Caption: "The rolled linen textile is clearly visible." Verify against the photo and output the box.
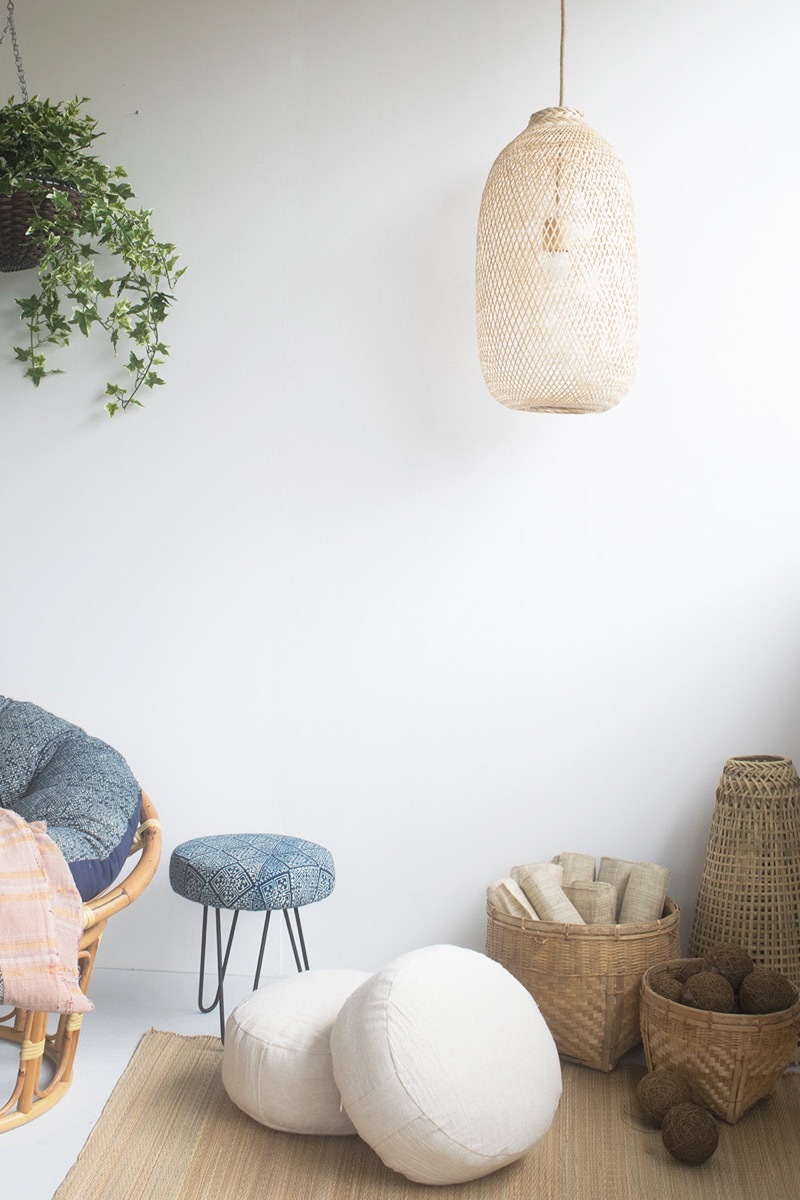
[597,856,636,919]
[559,851,596,887]
[511,861,563,888]
[563,881,617,925]
[618,862,670,924]
[486,877,539,920]
[514,863,585,924]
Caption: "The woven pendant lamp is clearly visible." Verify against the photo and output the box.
[476,2,637,413]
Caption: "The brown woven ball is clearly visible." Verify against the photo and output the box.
[676,959,707,984]
[636,1070,692,1126]
[704,943,754,990]
[649,973,684,1002]
[661,1102,719,1164]
[739,969,797,1014]
[681,970,736,1013]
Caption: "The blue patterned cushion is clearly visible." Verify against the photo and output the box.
[0,696,141,902]
[169,833,335,911]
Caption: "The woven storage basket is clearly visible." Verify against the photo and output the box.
[640,959,800,1123]
[485,897,680,1072]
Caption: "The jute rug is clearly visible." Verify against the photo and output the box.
[55,1030,800,1200]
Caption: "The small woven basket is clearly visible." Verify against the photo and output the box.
[0,186,80,272]
[639,959,800,1123]
[485,897,680,1072]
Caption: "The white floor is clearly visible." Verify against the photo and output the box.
[1,968,265,1200]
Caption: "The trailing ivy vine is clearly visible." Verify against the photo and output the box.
[0,96,184,415]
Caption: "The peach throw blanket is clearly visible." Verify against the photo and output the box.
[0,808,92,1013]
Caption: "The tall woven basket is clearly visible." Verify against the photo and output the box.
[688,755,800,1061]
[486,898,680,1071]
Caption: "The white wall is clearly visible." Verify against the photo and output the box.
[1,0,799,978]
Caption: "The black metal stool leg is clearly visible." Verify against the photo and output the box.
[283,907,304,972]
[253,910,272,991]
[196,904,313,1040]
[215,908,227,1042]
[293,907,310,971]
[197,906,239,1042]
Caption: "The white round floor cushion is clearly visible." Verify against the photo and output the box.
[222,968,370,1135]
[330,944,562,1185]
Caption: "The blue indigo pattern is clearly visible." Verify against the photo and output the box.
[0,695,141,900]
[169,833,335,911]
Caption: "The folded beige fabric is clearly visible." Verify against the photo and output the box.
[559,851,596,887]
[618,862,670,924]
[514,864,584,924]
[597,856,636,919]
[0,810,93,1014]
[511,861,563,888]
[486,877,539,920]
[563,881,617,925]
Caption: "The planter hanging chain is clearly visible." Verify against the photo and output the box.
[0,0,29,102]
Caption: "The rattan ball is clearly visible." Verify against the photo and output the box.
[649,973,684,1002]
[681,970,736,1013]
[739,970,797,1014]
[661,1102,719,1164]
[636,1070,691,1126]
[676,959,707,984]
[704,943,754,990]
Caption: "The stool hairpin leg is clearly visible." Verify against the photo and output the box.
[251,908,309,990]
[293,907,310,971]
[198,906,239,1041]
[253,910,272,991]
[283,907,310,972]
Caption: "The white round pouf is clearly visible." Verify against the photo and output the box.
[330,945,562,1185]
[222,968,370,1135]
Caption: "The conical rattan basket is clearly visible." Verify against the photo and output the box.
[476,107,637,414]
[688,755,800,1059]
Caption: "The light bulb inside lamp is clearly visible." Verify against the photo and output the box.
[542,215,570,283]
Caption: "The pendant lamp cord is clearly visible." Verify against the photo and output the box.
[0,0,29,102]
[559,0,566,106]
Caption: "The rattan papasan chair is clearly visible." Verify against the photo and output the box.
[0,696,161,1131]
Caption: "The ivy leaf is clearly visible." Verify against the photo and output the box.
[1,95,184,413]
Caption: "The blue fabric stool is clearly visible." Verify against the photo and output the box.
[169,833,335,1040]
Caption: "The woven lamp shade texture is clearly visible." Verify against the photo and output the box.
[476,107,637,413]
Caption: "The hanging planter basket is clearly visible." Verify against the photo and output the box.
[0,2,184,415]
[0,184,81,272]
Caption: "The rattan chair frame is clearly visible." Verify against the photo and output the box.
[0,791,161,1132]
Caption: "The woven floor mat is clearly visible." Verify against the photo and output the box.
[55,1029,800,1199]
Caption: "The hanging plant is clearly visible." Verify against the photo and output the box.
[0,6,184,416]
[0,95,184,416]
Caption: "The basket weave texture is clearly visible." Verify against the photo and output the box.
[476,106,637,414]
[688,755,800,1061]
[0,186,80,272]
[640,959,800,1123]
[485,897,680,1072]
